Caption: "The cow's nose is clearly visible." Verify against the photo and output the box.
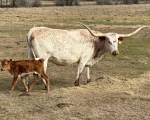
[112,50,119,56]
[1,69,3,71]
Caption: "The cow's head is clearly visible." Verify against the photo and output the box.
[1,59,12,71]
[81,23,145,56]
[99,33,120,56]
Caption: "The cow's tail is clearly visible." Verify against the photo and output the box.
[27,28,37,59]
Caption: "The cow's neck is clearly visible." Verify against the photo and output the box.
[8,63,15,75]
[93,39,106,59]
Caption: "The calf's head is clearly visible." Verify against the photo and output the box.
[1,59,12,71]
[81,23,145,56]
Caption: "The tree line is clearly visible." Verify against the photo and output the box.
[0,0,150,8]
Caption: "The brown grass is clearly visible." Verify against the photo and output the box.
[0,4,150,120]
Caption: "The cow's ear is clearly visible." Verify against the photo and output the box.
[99,37,105,41]
[118,37,123,44]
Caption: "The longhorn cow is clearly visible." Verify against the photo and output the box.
[27,24,145,87]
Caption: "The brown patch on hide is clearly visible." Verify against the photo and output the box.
[30,28,49,41]
[99,37,105,41]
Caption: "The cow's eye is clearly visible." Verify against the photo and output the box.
[108,41,112,44]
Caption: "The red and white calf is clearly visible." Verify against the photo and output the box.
[1,59,50,93]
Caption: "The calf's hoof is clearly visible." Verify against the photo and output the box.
[25,89,29,92]
[9,90,13,93]
[28,86,32,91]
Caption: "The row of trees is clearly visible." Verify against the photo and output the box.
[0,0,41,7]
[0,0,149,7]
[56,0,149,5]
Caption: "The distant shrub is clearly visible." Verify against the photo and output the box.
[55,0,80,6]
[96,0,113,5]
[11,0,42,7]
[55,0,65,6]
[133,0,139,4]
[17,0,31,7]
[32,0,41,7]
[123,0,139,4]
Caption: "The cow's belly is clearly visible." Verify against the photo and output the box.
[49,56,79,66]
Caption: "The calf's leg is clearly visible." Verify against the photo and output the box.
[21,75,29,92]
[28,73,39,91]
[10,75,18,92]
[41,72,50,93]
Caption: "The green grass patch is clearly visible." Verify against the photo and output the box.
[51,17,150,26]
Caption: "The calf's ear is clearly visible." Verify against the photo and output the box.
[9,59,12,62]
[118,37,123,44]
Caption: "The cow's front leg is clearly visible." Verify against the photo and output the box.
[9,75,18,92]
[74,73,81,86]
[74,61,87,86]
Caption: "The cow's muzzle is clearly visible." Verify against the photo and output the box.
[112,50,119,56]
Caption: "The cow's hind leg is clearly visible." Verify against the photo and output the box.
[42,58,49,88]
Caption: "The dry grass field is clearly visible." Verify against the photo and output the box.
[0,4,150,120]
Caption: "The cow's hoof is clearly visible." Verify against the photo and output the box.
[74,82,79,86]
[87,79,92,83]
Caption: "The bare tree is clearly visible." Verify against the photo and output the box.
[11,0,17,7]
[0,0,2,7]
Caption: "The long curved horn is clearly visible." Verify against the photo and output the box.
[80,23,106,37]
[119,26,146,38]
